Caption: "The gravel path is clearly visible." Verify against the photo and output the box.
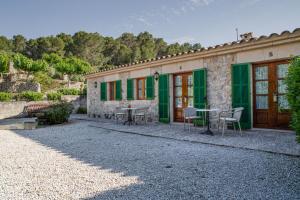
[0,121,299,200]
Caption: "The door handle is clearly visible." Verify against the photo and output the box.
[273,92,277,102]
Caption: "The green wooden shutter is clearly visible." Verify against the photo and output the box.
[100,82,107,101]
[116,80,122,100]
[193,69,207,109]
[158,74,169,123]
[146,76,154,100]
[127,79,134,100]
[231,63,252,129]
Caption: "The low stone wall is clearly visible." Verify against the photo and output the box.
[0,81,41,92]
[0,96,87,119]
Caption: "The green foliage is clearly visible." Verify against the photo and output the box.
[13,53,48,75]
[47,92,62,101]
[0,52,10,73]
[58,88,80,95]
[42,102,73,125]
[12,35,26,53]
[55,57,91,75]
[0,36,12,52]
[13,53,33,72]
[1,31,201,70]
[0,92,12,102]
[19,91,44,101]
[76,107,87,114]
[285,57,300,142]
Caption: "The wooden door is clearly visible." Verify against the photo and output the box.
[253,61,291,129]
[174,73,193,122]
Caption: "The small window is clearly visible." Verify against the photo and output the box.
[136,78,146,100]
[109,81,116,100]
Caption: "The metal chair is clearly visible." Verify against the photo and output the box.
[183,107,202,132]
[133,107,149,125]
[219,107,244,136]
[115,107,126,124]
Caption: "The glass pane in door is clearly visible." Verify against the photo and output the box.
[175,76,182,86]
[277,64,288,78]
[256,96,268,109]
[256,81,268,94]
[175,98,182,108]
[278,95,289,110]
[255,66,268,80]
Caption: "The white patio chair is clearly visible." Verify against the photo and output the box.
[210,104,231,132]
[183,107,203,132]
[219,107,244,136]
[115,107,126,124]
[133,107,149,125]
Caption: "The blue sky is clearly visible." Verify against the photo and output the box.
[1,0,300,46]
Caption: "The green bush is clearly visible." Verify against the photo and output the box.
[0,52,10,73]
[58,88,80,95]
[47,92,62,101]
[0,92,12,101]
[286,57,300,142]
[77,107,87,114]
[19,91,44,101]
[42,102,73,125]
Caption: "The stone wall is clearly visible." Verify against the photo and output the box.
[0,80,41,93]
[0,96,87,119]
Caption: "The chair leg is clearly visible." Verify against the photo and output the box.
[238,121,242,135]
[184,118,186,130]
[188,119,191,132]
[233,122,236,132]
[222,121,226,136]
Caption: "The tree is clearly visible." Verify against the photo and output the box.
[166,43,182,55]
[137,32,156,60]
[55,57,92,87]
[155,38,168,57]
[286,57,300,142]
[0,52,10,74]
[70,31,105,66]
[0,36,12,52]
[12,35,26,53]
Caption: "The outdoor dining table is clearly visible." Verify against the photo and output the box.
[196,108,220,135]
[121,107,136,125]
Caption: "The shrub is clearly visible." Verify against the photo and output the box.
[41,102,73,125]
[286,57,300,142]
[0,52,10,73]
[77,107,87,114]
[47,92,62,101]
[19,91,44,101]
[0,92,12,102]
[58,88,80,95]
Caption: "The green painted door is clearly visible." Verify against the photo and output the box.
[231,63,252,129]
[158,74,169,123]
[193,69,207,109]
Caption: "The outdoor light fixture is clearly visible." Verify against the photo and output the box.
[154,71,160,81]
[94,81,97,88]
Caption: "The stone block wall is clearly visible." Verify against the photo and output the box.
[0,81,41,93]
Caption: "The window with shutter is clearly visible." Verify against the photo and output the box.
[231,63,252,129]
[193,69,207,109]
[127,79,134,100]
[158,74,169,123]
[100,82,107,101]
[146,76,154,100]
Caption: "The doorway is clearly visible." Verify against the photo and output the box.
[173,72,193,122]
[253,60,291,129]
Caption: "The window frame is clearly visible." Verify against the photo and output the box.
[109,81,116,101]
[136,77,146,100]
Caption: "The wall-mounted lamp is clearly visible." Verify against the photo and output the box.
[154,71,160,81]
[94,81,97,88]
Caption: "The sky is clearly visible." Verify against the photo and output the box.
[0,0,300,47]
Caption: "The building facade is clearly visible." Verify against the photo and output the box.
[86,28,300,129]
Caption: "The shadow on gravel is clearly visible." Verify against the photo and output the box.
[13,121,300,200]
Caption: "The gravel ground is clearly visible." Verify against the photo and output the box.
[0,121,299,200]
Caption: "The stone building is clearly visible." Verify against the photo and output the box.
[86,28,300,130]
